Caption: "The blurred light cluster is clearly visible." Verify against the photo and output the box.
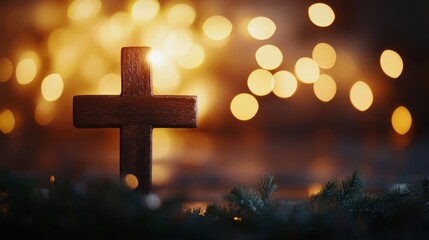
[228,2,412,136]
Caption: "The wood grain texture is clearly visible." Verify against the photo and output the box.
[73,47,197,194]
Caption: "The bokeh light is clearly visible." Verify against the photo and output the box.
[152,61,181,94]
[16,58,38,85]
[350,81,373,111]
[166,3,196,28]
[313,74,337,102]
[202,15,233,41]
[131,0,160,21]
[294,57,320,84]
[50,175,55,183]
[255,45,283,70]
[41,74,64,102]
[380,49,404,79]
[177,43,205,69]
[391,106,412,135]
[247,69,274,96]
[230,93,259,121]
[124,174,139,190]
[0,57,13,82]
[67,0,101,21]
[0,109,15,134]
[312,42,337,69]
[98,73,121,94]
[308,3,335,27]
[273,71,298,98]
[247,16,276,40]
[34,100,55,126]
[164,30,193,57]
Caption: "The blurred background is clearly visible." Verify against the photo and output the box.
[1,0,428,202]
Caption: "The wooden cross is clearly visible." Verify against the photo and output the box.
[73,47,197,194]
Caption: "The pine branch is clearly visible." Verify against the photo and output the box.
[256,174,278,205]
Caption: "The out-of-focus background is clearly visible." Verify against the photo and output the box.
[1,0,428,202]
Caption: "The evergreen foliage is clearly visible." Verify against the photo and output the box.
[2,168,429,239]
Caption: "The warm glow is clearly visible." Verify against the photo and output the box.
[295,57,320,84]
[16,58,37,85]
[166,3,196,28]
[50,175,55,183]
[308,183,322,196]
[164,30,193,57]
[0,109,15,134]
[255,45,283,70]
[152,61,181,94]
[178,43,205,69]
[34,100,55,126]
[180,79,214,121]
[380,49,404,79]
[273,71,298,98]
[230,93,259,121]
[153,165,171,185]
[391,106,412,135]
[247,16,276,40]
[350,81,373,111]
[98,73,121,94]
[0,57,13,82]
[67,0,101,21]
[247,69,274,96]
[41,74,64,102]
[313,74,337,102]
[233,217,242,221]
[308,3,335,27]
[202,15,233,41]
[148,50,165,67]
[312,43,337,69]
[124,174,139,190]
[132,0,160,21]
[153,129,172,160]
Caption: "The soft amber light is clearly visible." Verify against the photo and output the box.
[67,0,101,21]
[164,30,193,57]
[230,93,259,121]
[247,69,274,96]
[153,129,172,160]
[391,106,412,135]
[178,44,205,69]
[0,109,15,134]
[98,73,121,94]
[247,16,276,40]
[380,49,404,79]
[350,81,373,111]
[132,0,160,21]
[34,100,55,126]
[148,50,165,67]
[0,57,13,82]
[16,58,37,85]
[273,71,298,98]
[41,74,64,102]
[152,61,181,94]
[202,15,233,41]
[166,3,195,28]
[313,74,337,102]
[312,43,336,69]
[50,175,55,183]
[295,57,320,84]
[308,183,322,196]
[308,3,335,27]
[255,45,283,70]
[153,165,171,185]
[124,174,139,190]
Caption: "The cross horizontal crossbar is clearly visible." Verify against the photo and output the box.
[73,95,197,128]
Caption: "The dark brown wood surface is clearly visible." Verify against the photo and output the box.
[73,47,197,194]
